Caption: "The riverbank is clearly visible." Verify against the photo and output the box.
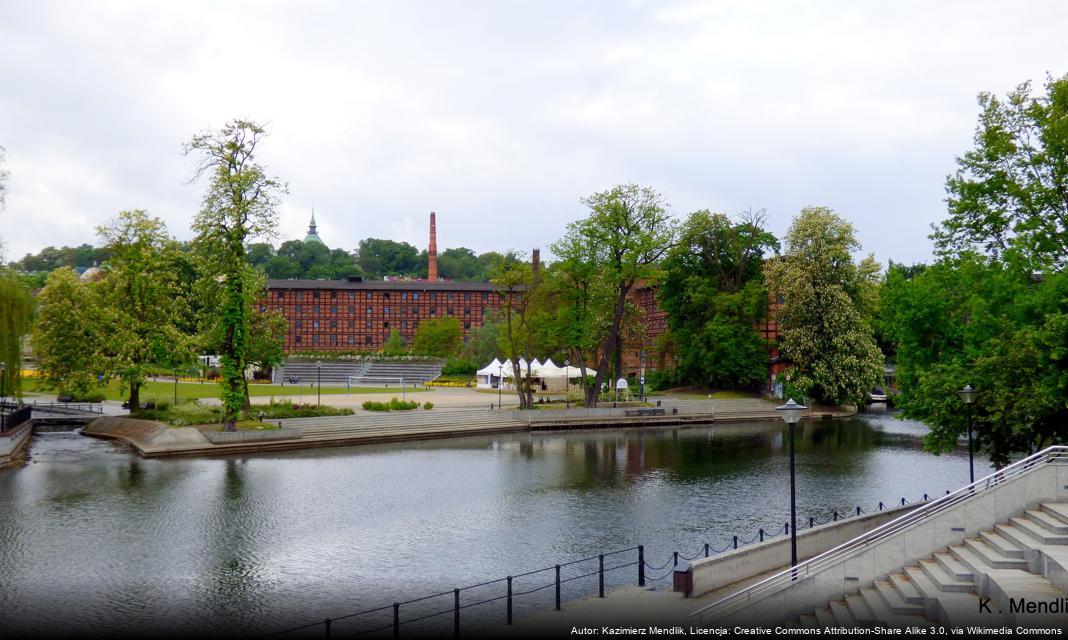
[81,399,856,458]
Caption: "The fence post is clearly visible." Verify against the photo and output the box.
[324,619,332,639]
[856,506,861,516]
[733,535,738,549]
[809,517,814,528]
[879,501,884,510]
[832,511,838,522]
[506,576,513,625]
[785,522,790,535]
[598,555,605,598]
[759,528,764,542]
[924,493,929,501]
[673,551,678,568]
[901,497,906,506]
[637,548,645,586]
[393,603,400,639]
[555,565,562,609]
[453,589,460,638]
[704,543,710,558]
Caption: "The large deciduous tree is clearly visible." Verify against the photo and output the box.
[551,184,678,406]
[411,317,462,358]
[659,209,779,390]
[933,75,1068,271]
[0,267,33,399]
[765,207,883,406]
[185,119,286,431]
[32,268,107,398]
[95,210,193,410]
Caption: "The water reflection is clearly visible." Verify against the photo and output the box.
[0,414,969,636]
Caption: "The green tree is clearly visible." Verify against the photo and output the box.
[765,207,883,406]
[492,254,547,409]
[0,267,33,398]
[382,328,408,356]
[551,184,678,406]
[933,75,1068,271]
[356,238,421,278]
[245,306,287,396]
[412,317,462,358]
[659,209,779,389]
[31,268,106,398]
[185,119,286,431]
[94,210,194,410]
[460,314,500,365]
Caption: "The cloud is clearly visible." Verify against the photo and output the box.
[2,0,1067,266]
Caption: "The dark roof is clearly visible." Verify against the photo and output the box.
[266,278,498,292]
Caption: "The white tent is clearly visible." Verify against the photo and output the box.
[475,358,505,389]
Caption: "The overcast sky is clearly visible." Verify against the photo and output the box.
[1,0,1066,267]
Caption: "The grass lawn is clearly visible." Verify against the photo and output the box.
[23,379,426,402]
[654,388,761,400]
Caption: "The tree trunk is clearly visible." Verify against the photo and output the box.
[586,286,631,407]
[129,382,140,415]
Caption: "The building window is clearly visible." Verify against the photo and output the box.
[413,292,420,300]
[464,322,471,330]
[464,292,471,301]
[331,291,338,299]
[330,320,337,329]
[348,305,355,314]
[312,335,320,345]
[295,335,302,344]
[401,320,407,329]
[448,292,454,301]
[464,307,470,315]
[331,335,338,346]
[313,291,320,299]
[295,319,303,329]
[365,335,372,345]
[330,306,337,314]
[295,304,302,314]
[313,320,320,329]
[447,308,453,316]
[366,320,373,328]
[401,292,407,300]
[384,306,390,315]
[348,319,355,329]
[481,292,488,302]
[347,335,355,345]
[348,291,355,299]
[313,305,320,314]
[430,309,437,317]
[277,290,285,299]
[384,292,391,300]
[401,306,407,314]
[366,306,373,315]
[430,292,437,301]
[384,321,390,329]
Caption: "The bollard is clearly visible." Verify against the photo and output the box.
[810,517,815,528]
[856,506,861,516]
[785,522,790,535]
[833,511,838,521]
[555,565,562,609]
[638,547,645,586]
[879,501,884,510]
[454,589,460,638]
[733,535,738,549]
[598,555,605,598]
[704,543,710,558]
[759,528,764,542]
[506,576,513,625]
[901,497,907,506]
[393,603,400,639]
[924,493,929,501]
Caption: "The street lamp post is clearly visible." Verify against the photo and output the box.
[316,361,322,407]
[958,385,979,484]
[776,398,807,576]
[174,368,179,406]
[564,359,570,410]
[0,361,6,404]
[498,365,503,409]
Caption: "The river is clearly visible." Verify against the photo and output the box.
[0,410,971,637]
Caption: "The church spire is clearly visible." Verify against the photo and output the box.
[303,208,325,246]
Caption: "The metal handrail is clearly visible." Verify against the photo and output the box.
[689,445,1068,624]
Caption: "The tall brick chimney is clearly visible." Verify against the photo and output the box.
[428,211,438,281]
[532,248,540,272]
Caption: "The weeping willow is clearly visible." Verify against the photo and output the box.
[0,268,33,399]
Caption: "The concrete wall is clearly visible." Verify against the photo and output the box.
[203,428,302,444]
[720,463,1068,625]
[0,422,33,468]
[688,504,919,598]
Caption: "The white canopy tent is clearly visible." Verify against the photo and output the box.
[475,358,503,389]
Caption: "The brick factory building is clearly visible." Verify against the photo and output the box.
[264,212,504,352]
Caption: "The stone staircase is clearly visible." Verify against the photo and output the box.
[278,409,525,444]
[797,503,1068,628]
[350,361,443,385]
[276,359,443,386]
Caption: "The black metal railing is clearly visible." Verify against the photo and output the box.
[254,492,941,638]
[0,403,32,434]
[26,400,103,414]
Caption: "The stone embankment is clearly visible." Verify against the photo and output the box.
[82,400,855,459]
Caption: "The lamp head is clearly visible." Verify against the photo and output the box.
[958,384,978,404]
[315,360,322,369]
[776,398,807,425]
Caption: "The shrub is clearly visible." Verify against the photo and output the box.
[362,400,389,411]
[441,357,477,376]
[422,401,433,410]
[388,397,419,410]
[70,390,106,403]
